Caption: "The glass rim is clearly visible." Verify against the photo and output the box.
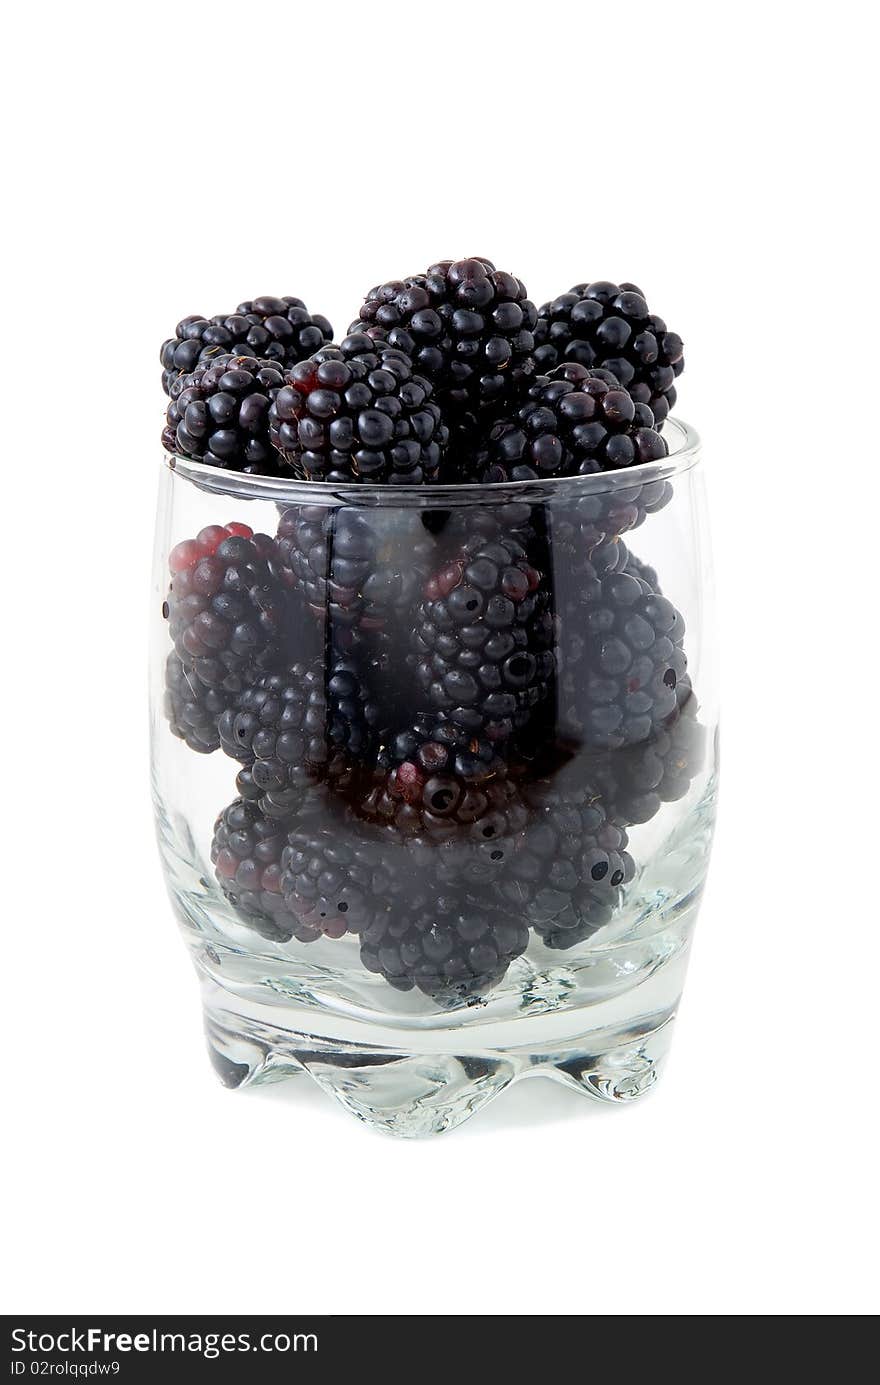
[162,416,701,507]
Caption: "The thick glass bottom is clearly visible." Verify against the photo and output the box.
[198,943,690,1137]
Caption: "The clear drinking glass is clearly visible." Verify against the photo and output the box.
[150,419,717,1136]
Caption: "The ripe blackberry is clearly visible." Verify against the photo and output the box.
[557,542,689,750]
[162,522,288,745]
[529,822,634,950]
[211,797,301,943]
[163,354,285,474]
[357,719,530,910]
[478,363,668,482]
[275,503,432,637]
[359,894,529,1004]
[587,692,706,827]
[274,502,433,722]
[534,281,684,427]
[352,257,538,416]
[279,817,397,941]
[164,650,240,755]
[412,527,556,741]
[471,775,633,947]
[218,658,378,818]
[160,297,333,395]
[269,335,447,484]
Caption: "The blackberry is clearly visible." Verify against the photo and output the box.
[275,503,432,637]
[534,281,684,427]
[280,817,397,941]
[269,336,447,484]
[478,364,668,482]
[163,354,285,474]
[412,527,556,741]
[352,257,538,416]
[163,523,288,695]
[359,894,529,1004]
[477,776,634,947]
[556,542,689,750]
[357,719,530,913]
[160,297,333,395]
[218,658,378,817]
[529,821,634,950]
[163,650,244,755]
[274,503,433,723]
[587,692,706,827]
[211,797,301,943]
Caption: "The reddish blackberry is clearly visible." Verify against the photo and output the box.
[352,257,537,416]
[211,797,301,943]
[218,658,378,817]
[359,894,529,1004]
[269,336,447,484]
[478,363,668,482]
[160,297,332,395]
[163,354,285,474]
[534,281,684,427]
[587,693,706,827]
[163,524,288,695]
[357,719,530,909]
[279,817,397,941]
[163,650,244,755]
[411,527,556,741]
[557,543,689,750]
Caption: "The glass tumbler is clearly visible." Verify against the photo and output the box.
[150,420,718,1136]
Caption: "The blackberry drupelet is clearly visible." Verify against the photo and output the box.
[557,541,689,750]
[160,297,333,395]
[411,525,556,741]
[268,335,447,484]
[218,658,379,817]
[163,354,285,474]
[211,797,301,943]
[534,281,684,427]
[478,363,668,482]
[359,893,529,1004]
[352,257,538,416]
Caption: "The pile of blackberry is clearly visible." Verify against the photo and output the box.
[159,261,702,1006]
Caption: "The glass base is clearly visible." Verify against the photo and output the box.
[201,978,682,1137]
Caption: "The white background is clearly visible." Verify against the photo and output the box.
[4,0,878,1317]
